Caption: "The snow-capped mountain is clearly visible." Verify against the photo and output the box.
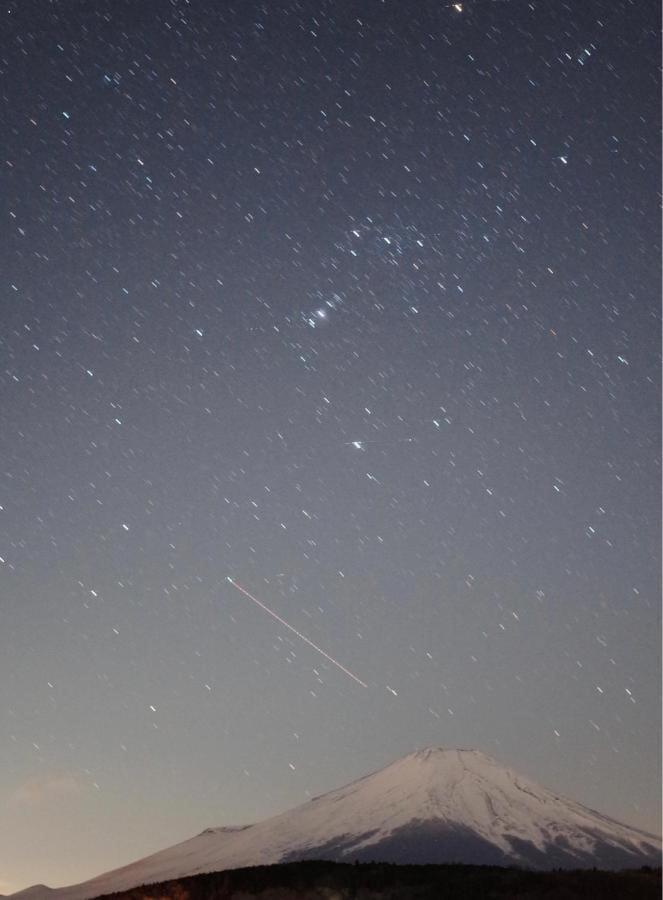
[14,748,661,900]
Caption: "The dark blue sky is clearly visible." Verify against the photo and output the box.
[1,0,660,890]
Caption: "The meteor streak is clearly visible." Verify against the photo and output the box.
[226,577,368,688]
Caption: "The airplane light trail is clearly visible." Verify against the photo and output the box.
[227,578,368,688]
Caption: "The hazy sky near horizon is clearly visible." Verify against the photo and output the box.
[1,0,660,891]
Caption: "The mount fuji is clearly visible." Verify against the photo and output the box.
[12,748,661,899]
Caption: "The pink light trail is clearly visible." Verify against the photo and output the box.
[227,578,368,688]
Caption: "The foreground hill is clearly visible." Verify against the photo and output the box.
[84,861,663,900]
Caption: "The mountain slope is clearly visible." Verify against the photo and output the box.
[14,748,661,900]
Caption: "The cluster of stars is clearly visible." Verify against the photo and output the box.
[0,0,659,890]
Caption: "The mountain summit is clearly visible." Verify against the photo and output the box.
[14,748,661,900]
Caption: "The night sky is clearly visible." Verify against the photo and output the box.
[1,0,660,891]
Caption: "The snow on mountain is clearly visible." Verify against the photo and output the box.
[14,748,661,900]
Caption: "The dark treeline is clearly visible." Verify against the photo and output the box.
[98,859,661,899]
